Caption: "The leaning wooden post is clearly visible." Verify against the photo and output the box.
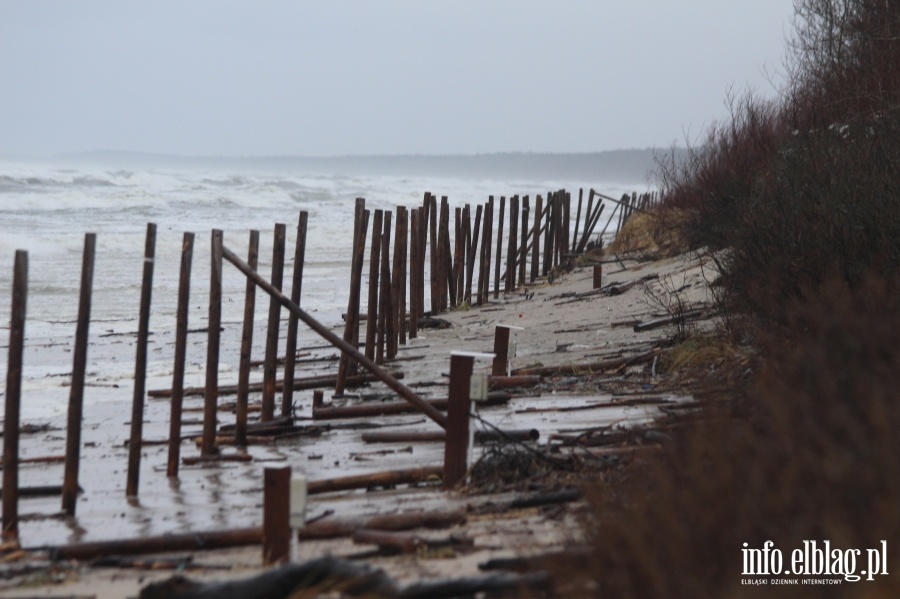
[62,234,95,515]
[235,231,259,448]
[531,195,542,282]
[493,196,505,299]
[365,210,383,362]
[263,466,291,565]
[572,189,584,254]
[282,212,308,418]
[126,223,156,497]
[200,229,223,457]
[3,250,27,540]
[262,223,286,423]
[335,201,369,394]
[165,233,194,477]
[465,205,482,304]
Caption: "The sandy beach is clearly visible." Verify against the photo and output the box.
[1,247,713,598]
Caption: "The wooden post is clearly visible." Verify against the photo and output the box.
[428,194,438,313]
[336,201,369,393]
[493,196,505,299]
[491,325,512,377]
[365,210,383,362]
[443,353,475,489]
[506,196,519,292]
[451,206,463,308]
[62,234,95,515]
[408,208,419,339]
[465,205,482,304]
[519,197,529,285]
[478,199,493,305]
[200,229,223,457]
[531,195,542,282]
[572,189,583,254]
[126,223,156,497]
[543,194,554,276]
[166,233,194,477]
[394,206,408,346]
[235,230,259,448]
[437,196,450,313]
[3,250,27,540]
[262,224,286,423]
[263,467,291,565]
[282,212,308,418]
[416,199,429,318]
[377,212,393,364]
[593,264,603,289]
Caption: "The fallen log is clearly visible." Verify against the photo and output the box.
[298,509,466,541]
[313,393,509,420]
[181,454,253,465]
[508,488,584,509]
[47,527,263,561]
[487,375,541,389]
[511,349,662,377]
[351,528,473,555]
[633,308,705,332]
[361,429,539,444]
[147,372,403,399]
[307,466,443,495]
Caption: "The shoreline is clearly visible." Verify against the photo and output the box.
[1,247,713,598]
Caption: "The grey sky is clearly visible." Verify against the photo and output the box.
[1,1,794,157]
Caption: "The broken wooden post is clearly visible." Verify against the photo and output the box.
[335,201,368,394]
[491,325,515,377]
[166,232,194,477]
[2,250,27,541]
[126,223,156,497]
[262,223,287,423]
[221,245,448,429]
[235,230,259,448]
[443,351,492,489]
[201,229,223,458]
[263,467,291,565]
[593,264,603,290]
[282,212,308,418]
[312,390,324,410]
[62,233,95,515]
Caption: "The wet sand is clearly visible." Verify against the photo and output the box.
[1,250,713,597]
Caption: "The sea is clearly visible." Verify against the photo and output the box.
[0,155,648,419]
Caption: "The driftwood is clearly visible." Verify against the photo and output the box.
[307,466,443,495]
[487,375,541,389]
[299,509,466,541]
[147,371,403,399]
[139,556,548,599]
[313,393,509,420]
[511,349,662,377]
[48,528,263,561]
[633,308,705,332]
[351,528,473,555]
[361,429,539,444]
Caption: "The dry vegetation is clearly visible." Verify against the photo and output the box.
[569,1,900,596]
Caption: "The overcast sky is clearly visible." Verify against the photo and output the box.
[0,1,794,157]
